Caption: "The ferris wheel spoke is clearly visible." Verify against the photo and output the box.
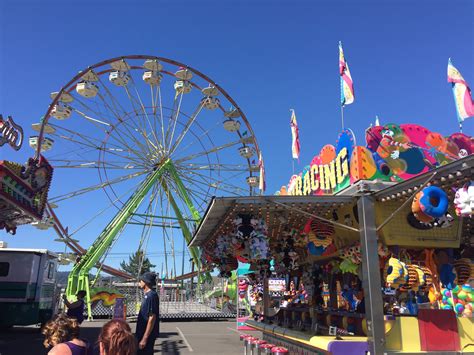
[128,74,163,152]
[178,171,244,196]
[67,175,150,237]
[48,127,100,151]
[161,179,198,240]
[158,187,169,277]
[89,79,156,160]
[149,85,159,148]
[45,142,111,172]
[163,173,206,216]
[70,95,114,128]
[181,174,239,197]
[90,101,155,161]
[136,183,162,277]
[175,182,210,213]
[174,138,245,164]
[168,102,205,156]
[95,80,129,121]
[49,170,149,203]
[123,86,154,152]
[165,92,184,153]
[160,181,180,277]
[157,86,167,152]
[105,118,157,163]
[181,168,249,195]
[172,120,221,158]
[48,123,123,153]
[150,85,164,149]
[49,159,145,170]
[177,162,251,172]
[99,148,146,168]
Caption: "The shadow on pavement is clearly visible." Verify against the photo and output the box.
[154,332,186,354]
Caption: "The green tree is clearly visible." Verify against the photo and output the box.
[120,250,155,276]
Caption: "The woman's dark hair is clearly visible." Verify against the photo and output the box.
[98,319,137,355]
[42,313,80,348]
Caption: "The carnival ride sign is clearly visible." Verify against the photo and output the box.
[282,124,473,196]
[0,115,23,151]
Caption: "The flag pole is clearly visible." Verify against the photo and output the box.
[341,105,345,129]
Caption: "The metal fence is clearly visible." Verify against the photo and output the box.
[88,279,236,320]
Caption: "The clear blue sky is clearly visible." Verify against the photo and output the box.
[1,0,473,275]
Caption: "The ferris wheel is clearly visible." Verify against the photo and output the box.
[30,55,263,301]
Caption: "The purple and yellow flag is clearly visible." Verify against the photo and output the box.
[448,58,474,123]
[339,42,355,106]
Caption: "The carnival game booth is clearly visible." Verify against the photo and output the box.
[190,124,473,354]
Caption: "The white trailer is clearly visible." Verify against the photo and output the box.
[0,247,59,327]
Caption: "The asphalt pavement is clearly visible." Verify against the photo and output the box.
[0,319,260,355]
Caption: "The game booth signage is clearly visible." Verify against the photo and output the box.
[281,123,472,196]
[191,122,474,354]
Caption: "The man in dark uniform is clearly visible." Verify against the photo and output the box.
[136,272,160,354]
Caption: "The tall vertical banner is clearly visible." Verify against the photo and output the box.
[259,152,266,192]
[290,109,300,160]
[447,58,474,131]
[339,42,355,106]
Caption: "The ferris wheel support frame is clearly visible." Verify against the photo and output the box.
[160,162,209,281]
[65,159,207,319]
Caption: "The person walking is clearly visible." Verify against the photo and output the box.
[136,272,160,354]
[98,319,137,355]
[63,290,86,324]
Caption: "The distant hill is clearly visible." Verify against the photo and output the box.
[56,271,124,288]
[56,271,69,286]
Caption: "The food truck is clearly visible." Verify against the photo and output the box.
[0,247,59,327]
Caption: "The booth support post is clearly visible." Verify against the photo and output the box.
[357,195,385,354]
[263,276,270,322]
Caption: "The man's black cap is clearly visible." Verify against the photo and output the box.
[140,272,156,286]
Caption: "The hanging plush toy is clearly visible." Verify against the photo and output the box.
[378,242,389,257]
[384,257,408,289]
[215,235,232,259]
[238,279,249,299]
[433,212,454,228]
[340,258,359,275]
[454,181,474,217]
[234,214,257,241]
[340,243,362,265]
[453,258,472,285]
[297,282,308,303]
[439,264,457,290]
[412,186,449,223]
[287,280,297,300]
